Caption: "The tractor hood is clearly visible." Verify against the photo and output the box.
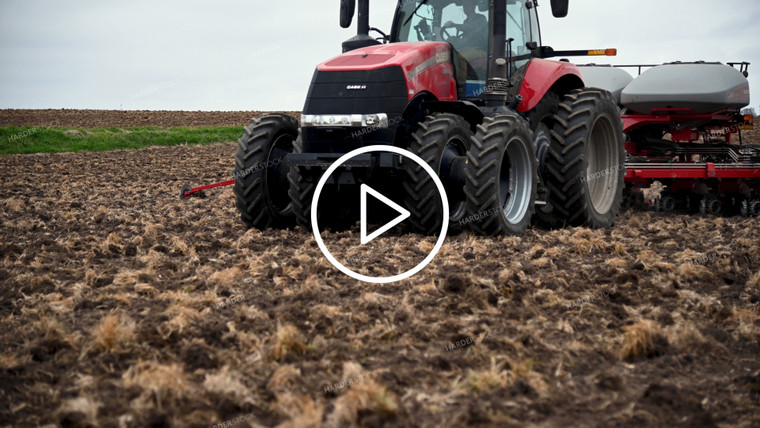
[315,42,457,102]
[318,42,451,78]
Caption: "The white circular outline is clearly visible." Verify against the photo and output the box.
[311,145,449,284]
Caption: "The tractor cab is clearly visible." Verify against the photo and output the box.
[391,0,541,99]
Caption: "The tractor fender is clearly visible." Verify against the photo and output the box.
[517,59,585,112]
[402,92,484,132]
[402,91,437,125]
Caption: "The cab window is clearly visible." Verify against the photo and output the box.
[507,0,538,70]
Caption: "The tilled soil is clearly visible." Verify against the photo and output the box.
[0,109,301,128]
[1,139,759,427]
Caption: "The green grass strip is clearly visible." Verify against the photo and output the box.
[0,126,243,155]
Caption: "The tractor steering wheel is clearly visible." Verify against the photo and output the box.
[441,25,462,43]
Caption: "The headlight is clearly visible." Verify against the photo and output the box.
[302,113,389,128]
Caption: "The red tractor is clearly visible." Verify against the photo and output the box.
[233,0,625,235]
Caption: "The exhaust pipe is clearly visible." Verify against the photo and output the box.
[340,0,380,52]
[485,0,509,109]
[357,0,370,36]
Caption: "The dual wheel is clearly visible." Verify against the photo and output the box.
[401,112,537,236]
[532,88,626,229]
[233,88,625,236]
[407,88,625,235]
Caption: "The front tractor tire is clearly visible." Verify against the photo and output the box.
[541,88,625,228]
[233,114,298,229]
[464,114,538,236]
[403,113,472,235]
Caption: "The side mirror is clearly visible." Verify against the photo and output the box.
[550,0,568,18]
[340,0,356,28]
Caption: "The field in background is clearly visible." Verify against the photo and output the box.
[0,109,301,155]
[0,126,244,155]
[0,109,756,155]
[0,110,759,427]
[0,109,302,128]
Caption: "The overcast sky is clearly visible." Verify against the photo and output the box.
[0,0,757,111]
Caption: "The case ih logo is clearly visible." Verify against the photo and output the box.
[346,85,367,90]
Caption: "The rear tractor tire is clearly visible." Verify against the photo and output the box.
[403,113,472,235]
[463,114,538,236]
[540,88,626,228]
[233,114,298,229]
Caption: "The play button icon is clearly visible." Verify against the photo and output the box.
[360,184,410,245]
[311,145,449,284]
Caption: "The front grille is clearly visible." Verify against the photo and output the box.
[303,67,408,116]
[301,66,410,153]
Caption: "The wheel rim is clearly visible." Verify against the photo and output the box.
[266,134,295,216]
[501,136,533,224]
[586,115,619,215]
[439,136,468,223]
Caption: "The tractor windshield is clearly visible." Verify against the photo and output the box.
[394,0,490,83]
